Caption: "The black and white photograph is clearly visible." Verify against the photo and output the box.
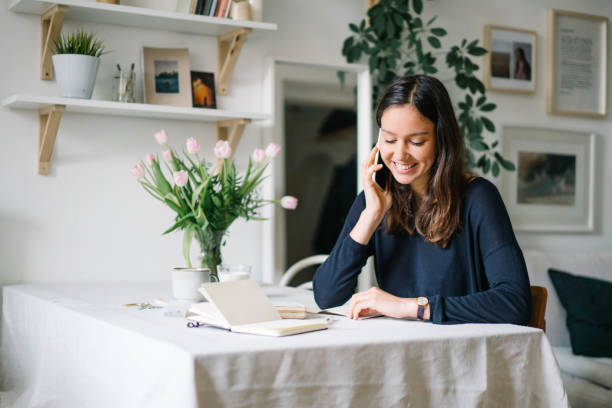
[501,126,595,231]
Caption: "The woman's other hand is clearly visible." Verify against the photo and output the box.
[347,287,416,319]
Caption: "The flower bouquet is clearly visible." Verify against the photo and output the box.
[131,130,297,280]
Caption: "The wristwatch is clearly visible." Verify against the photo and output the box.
[417,297,429,320]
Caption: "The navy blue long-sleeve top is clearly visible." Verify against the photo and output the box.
[313,177,532,325]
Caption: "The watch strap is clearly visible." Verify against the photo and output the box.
[417,304,425,320]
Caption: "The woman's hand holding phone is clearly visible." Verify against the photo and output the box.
[349,145,392,245]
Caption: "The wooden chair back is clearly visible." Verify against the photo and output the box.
[529,286,548,331]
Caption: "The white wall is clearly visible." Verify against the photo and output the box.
[0,0,610,287]
[423,0,612,252]
[0,0,365,285]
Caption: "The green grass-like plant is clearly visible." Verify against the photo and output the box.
[54,29,107,57]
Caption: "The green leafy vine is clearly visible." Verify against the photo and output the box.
[342,0,515,176]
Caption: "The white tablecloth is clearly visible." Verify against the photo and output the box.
[1,283,568,408]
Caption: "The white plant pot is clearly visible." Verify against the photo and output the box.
[171,267,218,301]
[52,54,100,99]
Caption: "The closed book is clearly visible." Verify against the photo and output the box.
[202,0,213,15]
[195,0,205,15]
[320,303,382,320]
[214,0,229,17]
[208,0,218,16]
[223,0,233,18]
[189,0,198,14]
[187,280,328,337]
[273,303,307,319]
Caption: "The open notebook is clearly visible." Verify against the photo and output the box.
[188,280,328,336]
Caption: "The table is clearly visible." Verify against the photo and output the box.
[1,283,568,408]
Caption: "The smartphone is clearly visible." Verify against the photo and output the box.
[372,129,390,190]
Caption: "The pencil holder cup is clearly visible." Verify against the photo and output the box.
[112,69,135,102]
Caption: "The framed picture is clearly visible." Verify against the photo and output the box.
[142,47,191,107]
[500,126,595,232]
[190,71,217,109]
[483,25,536,93]
[547,9,609,117]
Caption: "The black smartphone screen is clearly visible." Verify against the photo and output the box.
[373,151,390,190]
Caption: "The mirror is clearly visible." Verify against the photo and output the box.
[262,59,372,286]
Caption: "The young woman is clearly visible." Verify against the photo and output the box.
[313,75,532,324]
[514,47,532,81]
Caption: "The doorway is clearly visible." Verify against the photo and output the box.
[262,59,372,287]
[283,78,358,285]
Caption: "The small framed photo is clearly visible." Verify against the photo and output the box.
[547,9,609,117]
[500,126,596,232]
[190,71,217,109]
[142,47,191,107]
[483,25,537,93]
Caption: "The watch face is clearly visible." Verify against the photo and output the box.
[417,297,428,306]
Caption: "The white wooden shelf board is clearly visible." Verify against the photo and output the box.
[2,95,270,122]
[9,0,277,36]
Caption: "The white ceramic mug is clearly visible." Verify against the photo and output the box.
[171,267,218,300]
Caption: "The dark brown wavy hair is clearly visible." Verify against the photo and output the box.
[376,75,468,248]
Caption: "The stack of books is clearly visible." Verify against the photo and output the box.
[189,0,233,18]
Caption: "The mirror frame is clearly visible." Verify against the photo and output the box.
[261,57,373,287]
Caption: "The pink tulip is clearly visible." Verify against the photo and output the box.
[186,137,200,154]
[162,149,173,162]
[265,143,281,158]
[154,129,168,145]
[214,140,231,159]
[173,170,189,187]
[280,195,298,210]
[252,148,266,163]
[145,153,155,166]
[130,164,145,178]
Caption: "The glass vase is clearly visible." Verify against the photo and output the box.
[195,228,226,281]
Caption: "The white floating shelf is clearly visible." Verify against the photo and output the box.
[3,94,267,174]
[2,94,270,122]
[9,0,277,36]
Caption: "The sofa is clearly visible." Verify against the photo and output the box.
[523,250,612,408]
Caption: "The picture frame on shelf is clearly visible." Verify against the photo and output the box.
[483,25,536,93]
[190,71,217,109]
[500,126,595,232]
[142,47,191,107]
[547,9,609,117]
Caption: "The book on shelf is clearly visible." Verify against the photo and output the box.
[208,0,218,16]
[224,1,233,18]
[195,0,206,15]
[202,0,214,15]
[214,0,231,18]
[189,0,198,14]
[187,280,328,336]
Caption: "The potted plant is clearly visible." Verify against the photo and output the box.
[131,130,298,300]
[52,29,107,99]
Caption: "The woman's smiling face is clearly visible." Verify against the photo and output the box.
[379,104,436,196]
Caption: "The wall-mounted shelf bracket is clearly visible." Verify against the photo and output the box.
[217,28,252,96]
[41,4,69,80]
[38,104,65,174]
[216,118,250,168]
